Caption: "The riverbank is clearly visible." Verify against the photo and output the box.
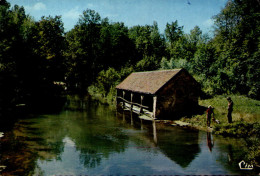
[89,91,260,167]
[89,92,260,136]
[180,95,260,167]
[180,95,260,134]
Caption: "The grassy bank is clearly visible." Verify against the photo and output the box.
[180,95,260,166]
[180,95,260,132]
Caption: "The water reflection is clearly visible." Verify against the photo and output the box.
[1,100,129,175]
[227,144,234,162]
[207,132,214,152]
[116,110,256,175]
[0,98,255,175]
[155,125,200,168]
[0,131,38,176]
[117,110,201,168]
[152,120,157,144]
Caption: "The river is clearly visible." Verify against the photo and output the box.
[0,98,256,175]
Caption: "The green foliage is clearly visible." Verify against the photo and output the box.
[0,3,66,110]
[211,0,260,98]
[244,136,260,166]
[213,121,260,165]
[165,20,183,45]
[1,0,259,165]
[32,15,66,81]
[181,95,260,165]
[129,22,166,59]
[1,0,260,113]
[0,4,34,107]
[183,95,260,129]
[136,56,160,72]
[64,9,104,93]
[88,66,134,105]
[65,9,137,93]
[96,68,120,96]
[214,121,254,137]
[67,0,260,101]
[160,58,192,71]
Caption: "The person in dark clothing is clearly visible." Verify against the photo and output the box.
[206,105,214,127]
[227,97,233,123]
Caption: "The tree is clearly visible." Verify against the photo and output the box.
[165,21,183,48]
[65,9,102,93]
[212,0,260,98]
[150,21,166,58]
[0,0,9,7]
[164,21,185,59]
[0,4,30,107]
[30,16,66,82]
[129,25,153,58]
[0,3,67,110]
[128,22,166,71]
[99,21,135,69]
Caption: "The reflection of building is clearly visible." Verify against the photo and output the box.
[117,112,201,168]
[116,69,200,119]
[156,128,201,168]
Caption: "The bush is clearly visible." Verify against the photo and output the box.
[88,66,134,105]
[213,121,259,138]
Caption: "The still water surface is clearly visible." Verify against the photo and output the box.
[0,99,254,175]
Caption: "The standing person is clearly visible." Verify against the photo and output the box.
[206,105,214,127]
[227,97,233,123]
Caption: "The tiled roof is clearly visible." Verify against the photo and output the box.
[116,69,182,95]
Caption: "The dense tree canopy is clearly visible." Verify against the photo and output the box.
[0,2,66,111]
[0,0,259,112]
[211,0,260,98]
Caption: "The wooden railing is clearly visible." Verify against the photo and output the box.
[117,96,149,109]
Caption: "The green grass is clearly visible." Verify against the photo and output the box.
[181,95,260,166]
[182,95,260,129]
[201,95,260,123]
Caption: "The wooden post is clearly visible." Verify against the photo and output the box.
[153,96,157,119]
[140,95,144,113]
[130,93,133,110]
[122,91,125,108]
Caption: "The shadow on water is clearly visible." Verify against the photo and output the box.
[116,110,201,168]
[156,127,200,168]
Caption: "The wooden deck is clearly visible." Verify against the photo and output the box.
[120,102,155,121]
[139,115,154,121]
[171,121,190,127]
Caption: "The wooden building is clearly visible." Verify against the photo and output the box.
[116,68,200,120]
